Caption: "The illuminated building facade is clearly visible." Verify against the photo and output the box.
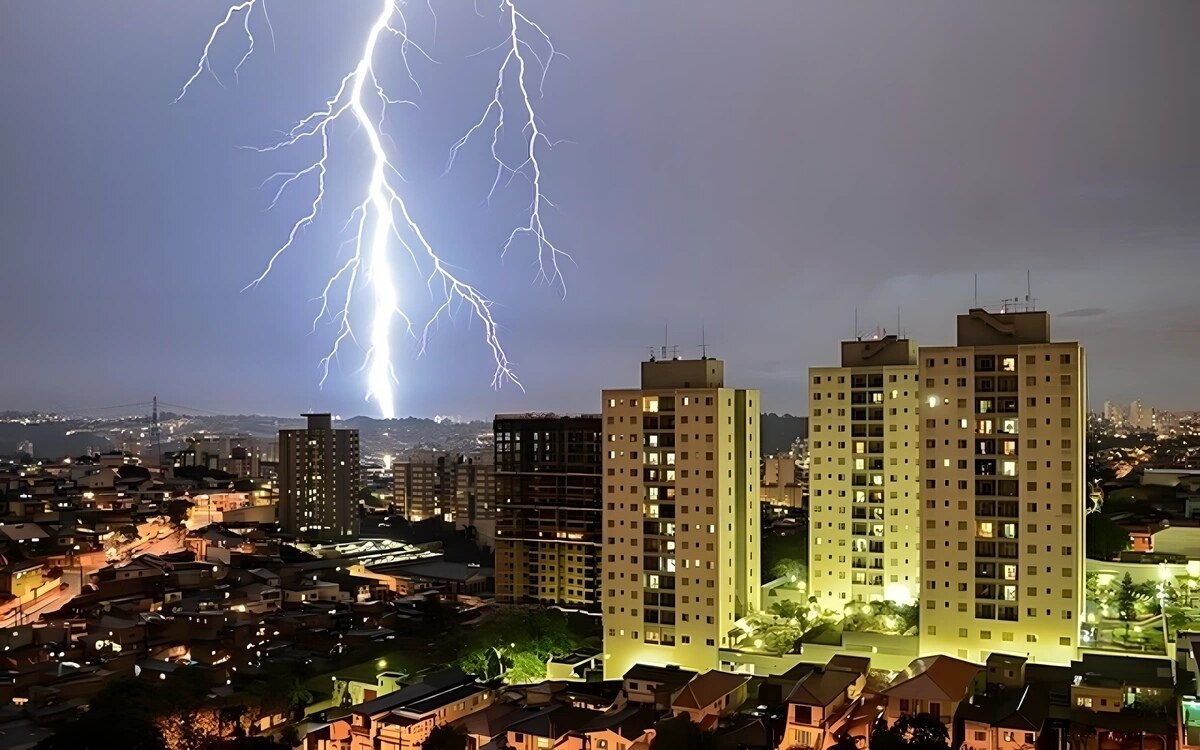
[918,309,1085,664]
[808,336,921,610]
[601,357,760,677]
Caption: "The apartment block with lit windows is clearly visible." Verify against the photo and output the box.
[601,357,760,678]
[393,451,452,522]
[278,413,360,543]
[493,413,602,612]
[808,336,921,611]
[918,309,1085,664]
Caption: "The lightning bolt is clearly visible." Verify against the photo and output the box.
[176,0,564,418]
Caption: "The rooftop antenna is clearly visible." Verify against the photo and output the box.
[896,306,901,338]
[854,308,861,341]
[974,274,979,308]
[662,323,669,361]
[699,323,709,359]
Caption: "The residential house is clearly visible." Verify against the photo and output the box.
[348,669,493,750]
[670,670,751,729]
[506,704,600,750]
[1070,654,1173,712]
[580,705,660,750]
[882,655,982,727]
[623,665,697,710]
[960,685,1050,750]
[780,666,867,750]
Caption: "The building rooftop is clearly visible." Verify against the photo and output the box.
[786,668,859,707]
[884,655,981,702]
[673,670,750,710]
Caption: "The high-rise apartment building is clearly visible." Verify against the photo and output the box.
[278,413,360,543]
[493,414,602,612]
[808,336,921,611]
[393,451,452,523]
[918,309,1085,664]
[1102,401,1126,425]
[453,454,497,541]
[393,452,497,532]
[760,453,803,509]
[601,357,760,678]
[1129,401,1152,431]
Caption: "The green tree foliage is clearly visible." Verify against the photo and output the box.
[768,599,804,620]
[772,558,807,586]
[454,607,583,683]
[1116,573,1138,640]
[422,724,469,750]
[841,600,918,635]
[1086,514,1132,560]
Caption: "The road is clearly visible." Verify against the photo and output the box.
[0,522,187,628]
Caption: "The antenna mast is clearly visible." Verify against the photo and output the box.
[150,396,162,465]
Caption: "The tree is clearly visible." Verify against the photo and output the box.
[454,606,585,683]
[167,498,195,526]
[1116,573,1138,641]
[895,713,949,750]
[1086,514,1132,560]
[869,716,906,750]
[772,558,806,586]
[422,724,468,750]
[768,599,804,620]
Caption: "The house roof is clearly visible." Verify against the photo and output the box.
[884,655,981,702]
[826,655,871,676]
[453,703,533,738]
[0,524,49,542]
[508,704,601,740]
[673,670,750,710]
[351,668,475,717]
[580,705,661,740]
[623,664,697,690]
[786,668,858,707]
[960,685,1050,731]
[1075,654,1173,690]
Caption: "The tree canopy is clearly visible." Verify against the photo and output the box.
[454,607,584,683]
[1086,513,1132,560]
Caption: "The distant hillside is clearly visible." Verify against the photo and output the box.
[762,413,808,456]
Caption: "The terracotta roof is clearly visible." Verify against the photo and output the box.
[672,670,750,710]
[884,655,981,702]
[786,668,858,707]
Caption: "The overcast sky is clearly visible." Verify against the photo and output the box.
[2,1,1198,419]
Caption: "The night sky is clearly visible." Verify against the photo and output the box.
[3,2,1199,419]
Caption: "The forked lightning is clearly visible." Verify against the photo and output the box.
[176,0,566,418]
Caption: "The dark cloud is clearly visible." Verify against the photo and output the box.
[1,1,1198,416]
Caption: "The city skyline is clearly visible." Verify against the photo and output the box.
[4,2,1200,418]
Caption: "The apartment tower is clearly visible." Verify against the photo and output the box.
[493,414,603,612]
[808,335,921,611]
[278,413,360,543]
[918,309,1085,664]
[601,357,760,678]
